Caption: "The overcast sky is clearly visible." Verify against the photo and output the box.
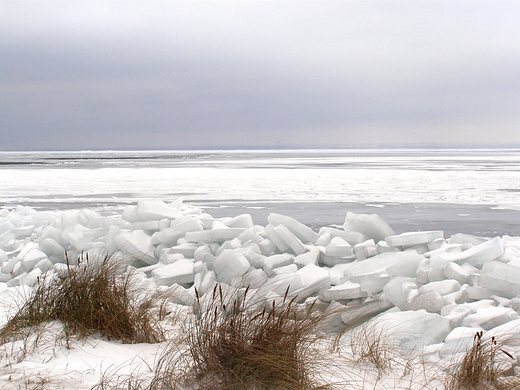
[1,1,519,150]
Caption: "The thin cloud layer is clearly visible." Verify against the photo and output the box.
[1,1,519,150]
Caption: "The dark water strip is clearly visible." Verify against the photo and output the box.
[199,201,520,238]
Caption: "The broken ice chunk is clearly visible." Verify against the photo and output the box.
[386,231,444,248]
[343,212,394,243]
[266,271,303,296]
[443,262,479,285]
[153,218,203,245]
[326,236,353,257]
[374,310,451,350]
[462,306,518,330]
[385,251,423,278]
[151,259,195,286]
[478,261,520,299]
[21,249,48,272]
[383,276,418,310]
[291,264,331,301]
[319,280,366,302]
[213,249,251,285]
[409,290,445,313]
[267,213,319,244]
[353,239,377,260]
[294,249,320,268]
[319,227,365,246]
[416,256,449,284]
[441,305,474,328]
[136,199,180,221]
[185,228,245,243]
[263,254,294,277]
[264,224,290,253]
[274,224,306,255]
[114,230,157,265]
[439,326,481,358]
[345,252,419,283]
[443,237,504,267]
[167,243,199,259]
[449,233,487,246]
[221,214,254,229]
[418,280,461,296]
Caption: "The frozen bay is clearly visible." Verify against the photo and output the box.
[1,148,520,236]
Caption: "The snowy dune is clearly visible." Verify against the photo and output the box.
[1,149,520,388]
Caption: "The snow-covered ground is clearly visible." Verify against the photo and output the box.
[1,149,520,388]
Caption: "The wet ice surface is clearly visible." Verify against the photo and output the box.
[2,149,520,237]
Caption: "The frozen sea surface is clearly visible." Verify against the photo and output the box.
[1,149,520,236]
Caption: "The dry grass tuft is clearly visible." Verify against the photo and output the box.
[0,253,165,346]
[347,322,403,378]
[446,330,520,390]
[93,374,156,390]
[168,283,332,389]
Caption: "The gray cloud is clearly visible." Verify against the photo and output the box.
[1,1,520,150]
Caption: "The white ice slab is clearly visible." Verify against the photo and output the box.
[267,213,319,244]
[443,262,479,285]
[462,306,519,330]
[264,224,290,253]
[326,236,353,258]
[386,231,444,247]
[416,256,449,284]
[151,259,195,286]
[318,227,365,246]
[374,310,451,350]
[442,237,505,267]
[479,261,520,299]
[274,224,306,255]
[263,253,294,276]
[439,326,482,358]
[136,199,181,221]
[419,279,461,296]
[441,305,474,328]
[319,280,366,302]
[385,251,424,278]
[383,276,418,310]
[213,249,251,285]
[113,230,157,265]
[343,212,395,243]
[291,264,331,301]
[185,228,246,243]
[294,249,320,268]
[221,214,254,229]
[21,248,48,272]
[353,239,377,260]
[152,218,203,245]
[408,290,445,313]
[345,252,419,283]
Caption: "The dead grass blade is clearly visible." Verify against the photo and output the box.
[445,330,520,390]
[170,283,333,389]
[0,253,166,346]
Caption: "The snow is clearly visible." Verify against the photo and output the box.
[1,149,520,388]
[3,149,520,213]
